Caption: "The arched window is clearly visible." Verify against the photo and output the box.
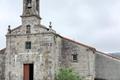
[26,25,31,33]
[26,0,32,8]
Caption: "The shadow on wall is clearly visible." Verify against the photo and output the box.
[95,78,106,80]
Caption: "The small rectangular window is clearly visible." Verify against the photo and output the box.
[25,41,31,49]
[72,54,78,62]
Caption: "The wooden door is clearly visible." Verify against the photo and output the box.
[24,64,30,80]
[24,64,33,80]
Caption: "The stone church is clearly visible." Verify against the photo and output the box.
[1,0,120,80]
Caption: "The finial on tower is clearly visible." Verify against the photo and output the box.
[8,25,11,33]
[49,22,52,28]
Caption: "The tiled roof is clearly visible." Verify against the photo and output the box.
[110,53,120,59]
[97,51,120,60]
[56,33,96,51]
[62,36,95,49]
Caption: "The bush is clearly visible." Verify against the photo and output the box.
[55,68,83,80]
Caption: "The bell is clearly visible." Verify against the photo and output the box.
[27,3,32,8]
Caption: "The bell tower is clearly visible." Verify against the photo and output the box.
[21,0,41,25]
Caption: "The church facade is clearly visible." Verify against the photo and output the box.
[1,0,120,80]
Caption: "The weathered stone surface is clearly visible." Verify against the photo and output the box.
[5,32,58,80]
[95,51,120,80]
[61,38,95,79]
[0,49,5,80]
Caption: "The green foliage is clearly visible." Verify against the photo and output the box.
[55,68,83,80]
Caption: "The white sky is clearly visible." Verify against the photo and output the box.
[0,0,120,53]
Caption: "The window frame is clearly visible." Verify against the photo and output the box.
[25,41,31,49]
[72,54,78,62]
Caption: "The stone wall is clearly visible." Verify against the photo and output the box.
[5,23,96,80]
[0,53,5,80]
[61,38,95,80]
[5,26,61,80]
[95,51,120,80]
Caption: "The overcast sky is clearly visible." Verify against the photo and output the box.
[0,0,120,53]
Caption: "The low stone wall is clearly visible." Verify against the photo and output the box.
[95,51,120,80]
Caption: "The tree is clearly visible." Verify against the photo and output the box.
[55,68,83,80]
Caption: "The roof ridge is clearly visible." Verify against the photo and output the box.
[63,36,94,48]
[96,51,120,60]
[11,25,22,32]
